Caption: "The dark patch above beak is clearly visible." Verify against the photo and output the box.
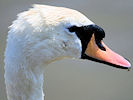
[68,24,106,54]
[68,24,131,70]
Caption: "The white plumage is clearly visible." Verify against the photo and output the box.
[4,4,94,100]
[5,4,131,100]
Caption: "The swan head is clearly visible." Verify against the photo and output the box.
[7,4,131,69]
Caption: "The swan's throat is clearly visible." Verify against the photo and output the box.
[5,65,45,100]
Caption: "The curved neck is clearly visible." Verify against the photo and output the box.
[5,64,45,100]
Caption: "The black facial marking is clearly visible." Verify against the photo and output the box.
[93,25,106,51]
[68,24,106,55]
[68,24,130,70]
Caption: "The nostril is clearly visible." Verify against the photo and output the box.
[95,40,106,51]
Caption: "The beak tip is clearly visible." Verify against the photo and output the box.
[124,58,131,68]
[116,57,132,69]
[125,58,131,67]
[127,63,132,71]
[126,62,132,71]
[120,59,132,71]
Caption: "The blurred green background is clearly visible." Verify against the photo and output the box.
[0,0,133,100]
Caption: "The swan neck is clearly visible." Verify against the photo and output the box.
[5,64,45,100]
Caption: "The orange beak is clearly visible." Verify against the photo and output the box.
[84,34,131,69]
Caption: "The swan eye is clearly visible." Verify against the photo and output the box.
[68,25,78,32]
[65,25,77,35]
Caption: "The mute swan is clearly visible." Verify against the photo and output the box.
[4,4,131,100]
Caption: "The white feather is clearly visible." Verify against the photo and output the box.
[4,4,94,100]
